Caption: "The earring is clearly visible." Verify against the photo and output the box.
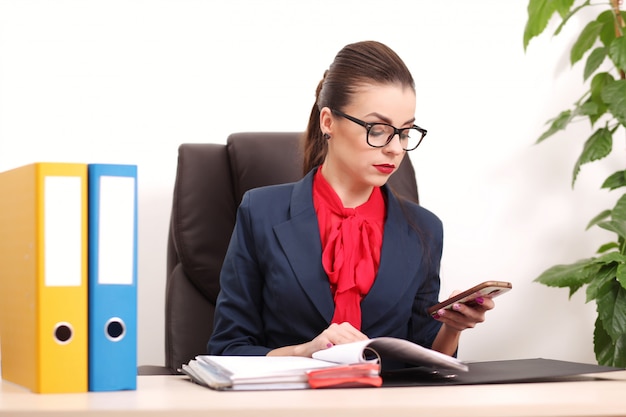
[323,133,331,140]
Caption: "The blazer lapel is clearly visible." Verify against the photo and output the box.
[360,190,422,328]
[273,172,335,323]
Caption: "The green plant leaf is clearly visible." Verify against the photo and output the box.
[524,0,556,50]
[589,72,612,121]
[609,36,626,73]
[586,262,619,302]
[598,9,619,47]
[587,209,612,229]
[534,257,597,297]
[591,72,615,103]
[571,20,604,66]
[578,98,602,125]
[554,0,590,36]
[572,127,612,186]
[590,251,626,266]
[601,171,626,191]
[596,279,626,343]
[536,110,572,143]
[598,241,620,253]
[598,220,626,241]
[524,0,576,49]
[594,316,626,367]
[618,265,626,292]
[611,194,626,223]
[602,79,626,126]
[583,47,607,81]
[554,0,575,17]
[578,99,599,116]
[598,10,626,46]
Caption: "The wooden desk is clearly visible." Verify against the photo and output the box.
[1,372,626,417]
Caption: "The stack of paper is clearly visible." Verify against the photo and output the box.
[183,356,340,390]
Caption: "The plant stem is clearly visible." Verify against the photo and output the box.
[611,0,625,79]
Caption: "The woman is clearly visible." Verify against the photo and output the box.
[208,40,493,360]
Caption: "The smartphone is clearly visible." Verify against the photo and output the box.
[427,281,512,317]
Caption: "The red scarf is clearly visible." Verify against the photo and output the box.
[313,168,385,330]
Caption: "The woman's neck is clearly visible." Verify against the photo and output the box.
[319,164,374,208]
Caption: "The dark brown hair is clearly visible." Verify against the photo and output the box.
[302,41,416,175]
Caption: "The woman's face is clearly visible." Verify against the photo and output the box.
[321,83,417,192]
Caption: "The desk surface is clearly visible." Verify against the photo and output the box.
[1,371,626,417]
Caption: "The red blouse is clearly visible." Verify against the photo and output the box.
[313,168,386,330]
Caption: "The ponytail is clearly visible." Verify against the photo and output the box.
[302,76,328,175]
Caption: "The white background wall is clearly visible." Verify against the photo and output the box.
[1,0,621,367]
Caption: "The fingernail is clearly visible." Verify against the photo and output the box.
[475,297,484,305]
[326,343,333,348]
[437,309,445,317]
[432,313,440,320]
[452,303,461,311]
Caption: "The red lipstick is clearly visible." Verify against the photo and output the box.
[374,164,395,174]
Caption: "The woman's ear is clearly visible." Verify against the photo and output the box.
[319,107,334,136]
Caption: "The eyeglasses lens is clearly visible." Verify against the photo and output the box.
[367,125,422,150]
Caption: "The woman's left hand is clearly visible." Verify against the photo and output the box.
[432,293,495,332]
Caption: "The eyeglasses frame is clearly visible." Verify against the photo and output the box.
[330,108,427,151]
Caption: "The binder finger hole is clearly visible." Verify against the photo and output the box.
[53,322,73,344]
[105,317,126,342]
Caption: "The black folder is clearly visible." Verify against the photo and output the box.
[382,358,622,387]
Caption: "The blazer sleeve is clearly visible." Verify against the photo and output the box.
[409,203,445,350]
[207,191,272,356]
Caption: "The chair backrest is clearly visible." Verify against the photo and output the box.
[163,132,419,373]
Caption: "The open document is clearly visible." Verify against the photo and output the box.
[312,337,467,372]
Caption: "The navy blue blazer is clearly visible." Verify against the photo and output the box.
[208,169,444,356]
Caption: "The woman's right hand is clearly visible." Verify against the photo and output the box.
[268,322,368,358]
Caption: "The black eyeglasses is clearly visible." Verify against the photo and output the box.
[331,109,427,151]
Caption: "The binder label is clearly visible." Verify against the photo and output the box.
[44,176,82,287]
[98,176,135,285]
